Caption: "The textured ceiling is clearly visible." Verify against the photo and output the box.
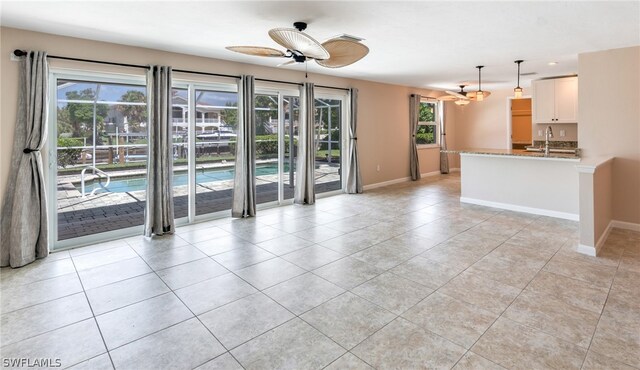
[2,1,639,90]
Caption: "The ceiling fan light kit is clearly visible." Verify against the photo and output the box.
[226,21,369,69]
[514,60,524,99]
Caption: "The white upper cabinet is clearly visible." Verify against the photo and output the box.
[532,76,578,124]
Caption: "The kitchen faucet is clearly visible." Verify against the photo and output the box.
[544,126,554,156]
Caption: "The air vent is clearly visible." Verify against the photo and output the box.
[332,34,365,42]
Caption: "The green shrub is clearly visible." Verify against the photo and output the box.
[229,135,298,155]
[416,132,434,144]
[57,137,83,168]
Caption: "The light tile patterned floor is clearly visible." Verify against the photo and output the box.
[1,173,639,369]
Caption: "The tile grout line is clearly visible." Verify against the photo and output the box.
[14,174,626,369]
[125,244,248,369]
[579,239,631,369]
[458,233,586,369]
[67,254,118,370]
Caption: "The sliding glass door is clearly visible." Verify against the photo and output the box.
[283,96,299,200]
[315,96,344,194]
[50,74,346,249]
[50,74,239,249]
[171,83,239,221]
[51,74,148,246]
[254,88,300,206]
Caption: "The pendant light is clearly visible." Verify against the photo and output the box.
[475,66,484,102]
[454,99,470,106]
[514,60,524,99]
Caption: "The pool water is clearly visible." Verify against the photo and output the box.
[78,163,287,193]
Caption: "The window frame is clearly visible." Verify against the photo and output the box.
[416,100,440,149]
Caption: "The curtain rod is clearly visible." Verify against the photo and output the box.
[316,84,350,92]
[12,49,351,92]
[13,49,240,79]
[255,78,302,86]
[411,93,438,100]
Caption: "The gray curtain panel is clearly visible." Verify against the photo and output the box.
[294,82,316,204]
[144,66,175,237]
[346,88,363,194]
[1,51,49,267]
[439,101,450,174]
[232,75,257,218]
[409,94,421,181]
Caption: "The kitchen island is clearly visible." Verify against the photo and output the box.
[444,148,581,220]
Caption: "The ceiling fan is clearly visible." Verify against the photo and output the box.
[438,84,492,104]
[438,85,472,101]
[438,66,492,104]
[226,22,369,69]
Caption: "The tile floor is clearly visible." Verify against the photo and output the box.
[1,173,639,369]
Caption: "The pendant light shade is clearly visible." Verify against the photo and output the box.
[514,60,524,99]
[454,99,470,106]
[475,66,485,102]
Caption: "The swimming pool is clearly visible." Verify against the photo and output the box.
[78,163,286,193]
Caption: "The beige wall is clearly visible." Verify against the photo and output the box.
[450,88,513,150]
[578,46,640,224]
[593,160,613,245]
[0,27,447,201]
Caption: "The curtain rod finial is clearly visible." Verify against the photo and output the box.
[13,49,27,57]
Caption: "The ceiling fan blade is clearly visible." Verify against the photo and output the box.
[277,60,296,67]
[316,38,369,68]
[466,90,492,100]
[268,28,330,60]
[226,46,285,57]
[445,90,469,100]
[437,95,458,101]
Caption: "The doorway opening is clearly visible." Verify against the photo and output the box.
[509,97,532,150]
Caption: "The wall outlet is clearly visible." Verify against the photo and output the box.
[560,129,566,137]
[538,129,543,136]
[376,164,380,172]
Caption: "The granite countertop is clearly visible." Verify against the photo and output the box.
[441,148,581,160]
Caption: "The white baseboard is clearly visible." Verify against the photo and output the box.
[611,220,640,232]
[421,170,441,178]
[363,170,457,191]
[577,219,638,257]
[459,197,579,221]
[450,167,461,172]
[595,220,614,254]
[363,177,411,190]
[577,243,597,257]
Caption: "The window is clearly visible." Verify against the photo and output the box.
[417,101,439,146]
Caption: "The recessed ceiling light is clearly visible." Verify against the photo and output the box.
[548,61,558,66]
